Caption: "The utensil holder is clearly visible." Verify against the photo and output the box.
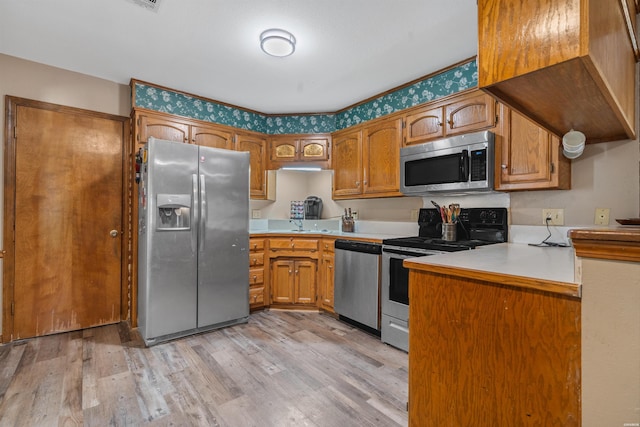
[442,223,456,241]
[342,218,354,232]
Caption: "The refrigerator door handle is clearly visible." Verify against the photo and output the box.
[199,174,206,252]
[191,174,198,254]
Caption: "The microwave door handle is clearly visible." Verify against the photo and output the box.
[460,150,469,180]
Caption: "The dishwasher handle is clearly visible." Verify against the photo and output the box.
[335,239,382,254]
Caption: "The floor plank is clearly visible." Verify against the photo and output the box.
[0,311,408,426]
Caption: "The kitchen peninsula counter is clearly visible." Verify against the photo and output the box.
[403,242,579,297]
[405,242,582,426]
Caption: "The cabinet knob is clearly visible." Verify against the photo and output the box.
[295,270,299,274]
[363,180,367,185]
[289,270,292,274]
[437,121,443,127]
[355,181,360,187]
[328,265,333,269]
[501,164,507,169]
[253,275,257,282]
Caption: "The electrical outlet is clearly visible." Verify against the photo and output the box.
[542,208,564,225]
[251,209,261,219]
[410,209,419,221]
[594,208,610,225]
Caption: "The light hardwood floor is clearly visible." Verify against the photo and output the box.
[0,311,408,426]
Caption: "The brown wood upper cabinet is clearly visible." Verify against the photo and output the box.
[133,109,273,200]
[268,134,331,169]
[332,116,403,199]
[493,103,571,191]
[403,90,496,146]
[478,0,637,143]
[133,109,233,149]
[234,131,271,200]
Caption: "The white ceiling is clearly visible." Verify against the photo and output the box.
[0,0,478,114]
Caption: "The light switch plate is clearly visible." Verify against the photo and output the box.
[251,209,261,219]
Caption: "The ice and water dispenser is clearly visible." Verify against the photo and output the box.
[156,194,191,230]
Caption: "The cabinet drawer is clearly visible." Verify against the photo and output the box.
[249,286,265,305]
[322,239,335,253]
[269,238,319,252]
[249,252,264,267]
[249,268,264,285]
[249,239,265,252]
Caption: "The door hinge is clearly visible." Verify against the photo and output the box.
[13,126,17,139]
[550,162,555,174]
[11,301,15,316]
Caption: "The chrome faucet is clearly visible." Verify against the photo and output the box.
[290,219,303,231]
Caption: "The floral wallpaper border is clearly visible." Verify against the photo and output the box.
[133,59,478,135]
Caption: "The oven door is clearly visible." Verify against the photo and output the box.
[381,246,444,321]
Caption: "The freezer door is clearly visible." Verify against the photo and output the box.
[141,139,199,340]
[197,146,250,327]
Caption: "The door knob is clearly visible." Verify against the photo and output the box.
[110,230,119,237]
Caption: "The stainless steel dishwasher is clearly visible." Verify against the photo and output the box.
[334,239,382,332]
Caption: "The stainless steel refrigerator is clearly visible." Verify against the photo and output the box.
[137,137,250,346]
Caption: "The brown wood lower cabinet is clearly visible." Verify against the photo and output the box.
[270,259,317,306]
[248,238,267,311]
[318,238,336,313]
[408,269,581,427]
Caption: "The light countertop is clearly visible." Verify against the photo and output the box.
[249,229,409,242]
[404,243,580,297]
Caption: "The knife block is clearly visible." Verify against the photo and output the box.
[342,217,354,232]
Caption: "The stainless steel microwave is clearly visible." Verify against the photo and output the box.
[400,130,494,195]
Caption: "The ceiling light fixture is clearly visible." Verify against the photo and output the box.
[260,29,296,57]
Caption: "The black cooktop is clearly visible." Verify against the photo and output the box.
[382,208,508,252]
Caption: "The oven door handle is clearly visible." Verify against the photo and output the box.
[383,248,430,257]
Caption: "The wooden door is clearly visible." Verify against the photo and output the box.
[235,132,267,199]
[4,98,126,341]
[137,113,189,145]
[294,259,317,305]
[192,125,233,149]
[299,137,330,162]
[404,105,444,145]
[444,91,496,136]
[362,117,402,195]
[332,128,362,198]
[270,259,295,304]
[269,136,298,162]
[495,104,559,190]
[320,253,335,311]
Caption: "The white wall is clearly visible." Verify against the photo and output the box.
[511,138,640,225]
[250,170,424,221]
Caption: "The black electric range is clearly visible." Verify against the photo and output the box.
[382,207,508,252]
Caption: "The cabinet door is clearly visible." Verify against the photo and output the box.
[404,105,444,145]
[444,91,496,136]
[299,137,330,162]
[294,260,317,305]
[495,104,570,190]
[362,117,402,195]
[332,128,363,198]
[137,114,189,145]
[270,259,295,304]
[320,253,334,311]
[236,132,268,199]
[192,125,234,149]
[270,136,298,162]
